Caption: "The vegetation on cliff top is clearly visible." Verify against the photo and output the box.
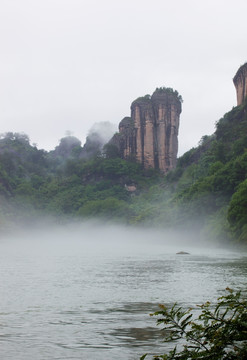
[132,87,183,105]
[153,87,183,103]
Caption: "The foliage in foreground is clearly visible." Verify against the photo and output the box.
[141,289,247,360]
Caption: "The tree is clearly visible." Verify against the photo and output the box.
[77,197,130,219]
[102,143,120,158]
[53,136,82,158]
[141,288,247,360]
[228,178,247,242]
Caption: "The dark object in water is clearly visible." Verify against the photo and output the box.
[176,251,190,255]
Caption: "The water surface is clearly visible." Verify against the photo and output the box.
[0,224,246,359]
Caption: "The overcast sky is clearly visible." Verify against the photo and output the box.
[0,0,246,155]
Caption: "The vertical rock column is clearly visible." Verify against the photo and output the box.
[156,104,167,172]
[116,117,136,159]
[110,88,182,173]
[233,63,247,106]
[143,106,155,169]
[131,98,156,169]
[151,90,182,173]
[167,103,180,171]
[132,105,143,164]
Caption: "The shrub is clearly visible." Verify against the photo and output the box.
[141,288,247,360]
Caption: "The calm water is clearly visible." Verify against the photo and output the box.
[0,223,247,360]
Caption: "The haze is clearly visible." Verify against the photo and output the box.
[1,219,236,258]
[1,223,245,360]
[0,0,246,155]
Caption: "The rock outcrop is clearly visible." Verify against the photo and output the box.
[233,63,247,106]
[110,88,182,173]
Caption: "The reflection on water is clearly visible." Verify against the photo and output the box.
[111,326,165,345]
[0,224,246,360]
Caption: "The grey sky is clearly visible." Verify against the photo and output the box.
[0,0,246,155]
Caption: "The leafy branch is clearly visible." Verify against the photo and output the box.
[141,288,247,360]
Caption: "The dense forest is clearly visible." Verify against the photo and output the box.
[0,97,247,245]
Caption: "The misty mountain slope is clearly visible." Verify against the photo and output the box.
[0,100,247,244]
[0,133,161,226]
[0,133,50,196]
[130,99,247,244]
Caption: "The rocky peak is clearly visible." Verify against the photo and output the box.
[233,63,247,106]
[109,87,182,173]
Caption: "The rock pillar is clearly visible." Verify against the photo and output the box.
[233,63,247,106]
[109,88,182,173]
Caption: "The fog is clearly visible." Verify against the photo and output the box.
[1,218,246,360]
[1,219,236,257]
[80,121,117,158]
[87,122,117,145]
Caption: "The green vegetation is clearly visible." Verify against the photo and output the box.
[0,98,247,244]
[0,133,160,225]
[154,87,183,103]
[1,93,246,360]
[128,98,247,244]
[140,288,247,360]
[132,88,183,104]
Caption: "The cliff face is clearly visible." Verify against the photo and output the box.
[110,88,182,173]
[233,63,247,106]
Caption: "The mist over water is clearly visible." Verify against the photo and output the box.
[1,221,247,360]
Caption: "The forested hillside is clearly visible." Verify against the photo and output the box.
[0,98,247,244]
[131,98,247,244]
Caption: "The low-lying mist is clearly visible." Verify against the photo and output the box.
[0,218,237,259]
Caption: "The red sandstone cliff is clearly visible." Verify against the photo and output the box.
[110,87,182,173]
[233,63,247,106]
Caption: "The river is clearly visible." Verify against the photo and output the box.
[0,222,246,359]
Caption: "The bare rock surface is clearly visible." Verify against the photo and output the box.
[233,63,247,106]
[109,88,182,173]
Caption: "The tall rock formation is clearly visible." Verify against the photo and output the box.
[109,87,182,173]
[233,63,247,106]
